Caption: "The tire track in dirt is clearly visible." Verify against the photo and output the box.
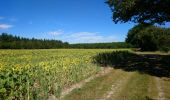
[99,72,134,100]
[156,77,165,100]
[48,67,113,100]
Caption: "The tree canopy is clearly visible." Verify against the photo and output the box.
[106,0,170,24]
[126,24,170,51]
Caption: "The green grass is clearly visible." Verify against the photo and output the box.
[113,72,149,100]
[61,70,115,100]
[148,76,159,100]
[134,51,170,55]
[161,77,170,99]
[62,70,152,100]
[62,69,133,100]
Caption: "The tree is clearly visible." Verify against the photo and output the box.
[106,0,170,24]
[125,24,152,47]
[126,24,170,51]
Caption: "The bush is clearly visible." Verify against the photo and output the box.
[93,51,135,66]
[160,46,169,53]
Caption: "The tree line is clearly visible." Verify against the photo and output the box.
[0,33,132,49]
[0,33,69,49]
[70,42,132,49]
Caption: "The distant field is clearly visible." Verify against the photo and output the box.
[1,49,170,100]
[0,49,129,99]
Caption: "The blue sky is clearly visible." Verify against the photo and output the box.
[0,0,169,43]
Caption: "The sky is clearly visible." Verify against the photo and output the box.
[0,0,169,43]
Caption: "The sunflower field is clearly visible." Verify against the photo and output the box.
[0,49,116,99]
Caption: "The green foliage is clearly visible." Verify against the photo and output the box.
[0,33,69,49]
[70,42,133,49]
[93,51,135,66]
[106,0,170,24]
[160,46,169,53]
[160,55,170,65]
[126,24,170,51]
[126,24,152,47]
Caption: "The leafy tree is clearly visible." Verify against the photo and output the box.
[125,24,154,47]
[106,0,170,24]
[126,24,170,51]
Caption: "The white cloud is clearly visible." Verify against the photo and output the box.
[46,30,118,43]
[0,24,13,29]
[48,30,64,36]
[65,32,117,43]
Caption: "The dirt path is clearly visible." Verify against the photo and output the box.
[99,72,133,100]
[156,77,165,100]
[48,67,113,100]
[61,69,135,100]
[60,67,113,98]
[49,68,170,100]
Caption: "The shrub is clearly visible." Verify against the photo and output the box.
[93,51,135,66]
